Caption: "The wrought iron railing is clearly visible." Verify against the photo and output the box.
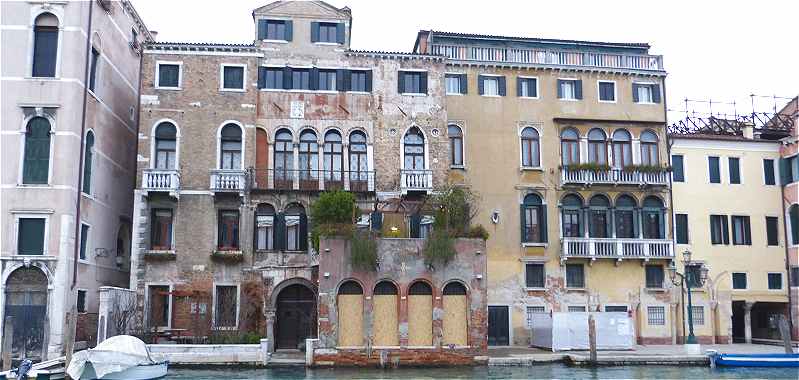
[249,169,375,192]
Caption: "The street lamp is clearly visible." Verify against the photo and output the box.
[669,250,708,345]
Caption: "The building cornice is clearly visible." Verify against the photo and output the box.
[553,117,665,126]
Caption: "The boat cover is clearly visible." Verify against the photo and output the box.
[67,335,161,379]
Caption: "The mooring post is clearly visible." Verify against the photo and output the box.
[65,308,77,372]
[2,316,14,371]
[588,314,597,364]
[778,315,793,354]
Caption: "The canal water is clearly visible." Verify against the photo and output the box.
[166,365,799,379]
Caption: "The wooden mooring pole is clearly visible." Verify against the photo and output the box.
[778,315,794,354]
[588,314,597,364]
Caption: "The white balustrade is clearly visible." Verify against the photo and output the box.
[561,237,673,260]
[400,169,433,192]
[210,169,246,191]
[561,168,668,186]
[142,169,180,191]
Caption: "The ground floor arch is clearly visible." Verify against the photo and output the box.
[3,266,49,359]
[274,282,317,350]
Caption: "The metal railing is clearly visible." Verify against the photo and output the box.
[249,169,375,192]
[430,44,664,71]
[209,169,247,191]
[561,237,673,260]
[142,169,180,192]
[400,169,433,192]
[561,168,669,186]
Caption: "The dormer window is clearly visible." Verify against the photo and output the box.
[311,22,344,44]
[257,19,292,41]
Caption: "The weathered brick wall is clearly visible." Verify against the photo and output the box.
[76,313,98,347]
[314,348,482,367]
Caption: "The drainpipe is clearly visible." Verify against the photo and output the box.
[72,0,94,289]
[780,172,795,337]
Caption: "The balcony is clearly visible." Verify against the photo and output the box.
[400,169,433,193]
[561,167,669,187]
[561,237,673,262]
[209,169,247,192]
[429,44,664,72]
[142,169,180,193]
[249,169,375,192]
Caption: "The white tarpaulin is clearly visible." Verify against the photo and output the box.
[67,335,160,379]
[530,312,634,351]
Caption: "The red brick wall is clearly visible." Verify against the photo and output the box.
[314,348,481,367]
[76,313,98,347]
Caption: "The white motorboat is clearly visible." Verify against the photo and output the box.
[66,335,168,380]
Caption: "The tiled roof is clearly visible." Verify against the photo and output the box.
[346,50,445,60]
[425,30,651,49]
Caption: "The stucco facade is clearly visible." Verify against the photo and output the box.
[776,97,798,339]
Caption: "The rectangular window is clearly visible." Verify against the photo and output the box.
[708,156,721,183]
[317,69,336,91]
[151,209,173,250]
[731,215,751,245]
[89,48,99,92]
[291,68,310,90]
[77,290,87,313]
[728,157,741,184]
[605,305,628,312]
[350,70,370,92]
[790,267,799,287]
[79,224,89,260]
[768,273,783,290]
[264,19,288,40]
[256,215,274,251]
[147,285,170,328]
[523,205,544,243]
[645,265,664,289]
[156,63,180,89]
[672,154,685,182]
[691,306,705,325]
[285,214,301,251]
[763,159,776,185]
[525,263,545,288]
[480,76,500,96]
[633,83,660,103]
[215,285,238,328]
[445,74,462,95]
[766,216,779,246]
[557,79,581,100]
[526,306,546,328]
[710,215,729,244]
[17,218,46,255]
[518,77,538,98]
[317,22,340,43]
[398,71,426,94]
[675,213,689,244]
[566,264,585,288]
[562,210,581,238]
[32,25,58,77]
[217,210,240,250]
[568,306,587,312]
[686,265,703,288]
[598,81,615,102]
[222,65,245,90]
[259,67,283,89]
[647,306,666,325]
[732,272,747,290]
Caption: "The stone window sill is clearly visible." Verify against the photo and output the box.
[144,250,176,260]
[211,250,244,262]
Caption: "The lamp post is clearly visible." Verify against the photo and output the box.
[669,250,709,345]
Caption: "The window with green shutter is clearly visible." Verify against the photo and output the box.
[732,272,747,290]
[765,216,779,246]
[82,131,94,194]
[728,157,741,184]
[23,117,51,184]
[708,156,720,183]
[18,218,46,255]
[671,154,684,182]
[79,224,89,260]
[675,213,689,244]
[763,159,775,185]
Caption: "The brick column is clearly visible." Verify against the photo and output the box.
[432,290,443,348]
[398,292,408,347]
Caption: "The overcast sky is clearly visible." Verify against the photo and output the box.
[133,0,798,122]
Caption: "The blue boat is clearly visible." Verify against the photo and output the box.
[710,352,799,368]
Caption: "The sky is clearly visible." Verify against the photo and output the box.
[132,0,798,122]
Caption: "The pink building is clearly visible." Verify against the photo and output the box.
[776,96,798,339]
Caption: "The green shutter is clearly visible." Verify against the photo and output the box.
[336,23,345,44]
[284,20,293,41]
[310,22,320,43]
[257,19,267,40]
[18,218,46,255]
[574,80,583,99]
[23,117,51,184]
[419,72,428,94]
[520,204,527,243]
[498,76,506,96]
[371,211,383,232]
[540,206,548,243]
[299,213,308,251]
[397,71,405,93]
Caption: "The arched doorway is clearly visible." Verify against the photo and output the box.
[275,283,316,350]
[4,267,48,359]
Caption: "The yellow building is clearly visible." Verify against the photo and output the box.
[670,122,790,344]
[414,31,675,346]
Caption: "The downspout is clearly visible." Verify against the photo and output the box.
[780,165,794,337]
[72,0,94,289]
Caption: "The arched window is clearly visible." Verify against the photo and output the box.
[323,130,343,188]
[407,281,433,346]
[283,203,307,251]
[255,204,275,251]
[274,129,293,189]
[520,127,540,167]
[82,131,95,194]
[373,281,399,346]
[789,204,799,245]
[642,196,665,239]
[298,130,318,188]
[561,128,579,166]
[589,195,610,238]
[561,194,583,238]
[403,127,425,170]
[349,131,368,191]
[587,129,607,165]
[448,125,463,166]
[521,193,547,243]
[32,13,59,77]
[154,122,177,169]
[615,195,637,239]
[640,130,659,166]
[219,124,242,169]
[337,280,364,347]
[442,281,467,346]
[22,117,51,184]
[612,129,632,168]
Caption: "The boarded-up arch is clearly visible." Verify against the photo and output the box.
[372,281,398,346]
[407,281,433,346]
[337,280,363,347]
[442,281,468,346]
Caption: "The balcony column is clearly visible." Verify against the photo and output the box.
[267,143,275,189]
[292,142,300,190]
[583,208,590,238]
[579,137,588,164]
[367,143,375,192]
[342,142,350,191]
[631,138,641,165]
[318,144,325,191]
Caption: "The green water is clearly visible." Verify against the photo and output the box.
[166,365,799,379]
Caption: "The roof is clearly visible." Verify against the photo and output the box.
[669,133,779,144]
[145,42,259,53]
[415,30,651,54]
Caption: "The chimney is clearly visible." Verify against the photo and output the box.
[150,30,158,41]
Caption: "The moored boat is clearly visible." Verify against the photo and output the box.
[709,352,799,368]
[66,335,168,380]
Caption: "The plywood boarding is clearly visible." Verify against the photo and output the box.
[337,295,363,346]
[443,295,467,346]
[408,295,432,346]
[373,295,399,346]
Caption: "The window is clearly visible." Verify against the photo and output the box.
[398,71,427,94]
[258,19,291,41]
[154,122,177,169]
[274,129,294,187]
[763,159,776,185]
[403,127,425,170]
[317,69,336,91]
[219,124,242,169]
[520,127,540,167]
[349,131,369,190]
[22,117,52,184]
[525,263,545,288]
[479,75,505,96]
[710,215,729,245]
[147,285,170,328]
[323,131,343,186]
[419,215,435,239]
[633,83,661,103]
[686,265,703,288]
[221,65,245,91]
[17,218,46,255]
[614,195,636,239]
[561,194,582,238]
[522,194,546,243]
[258,67,283,89]
[605,306,628,313]
[731,216,751,245]
[691,306,705,325]
[790,205,799,245]
[732,272,747,290]
[780,156,799,185]
[448,125,464,166]
[131,28,139,49]
[214,285,238,328]
[526,306,546,328]
[255,204,275,251]
[156,63,181,89]
[77,290,87,313]
[82,131,94,194]
[568,306,587,313]
[728,157,741,184]
[79,224,89,260]
[32,13,58,77]
[560,128,579,166]
[587,129,607,165]
[349,70,371,92]
[313,22,343,44]
[89,48,100,92]
[645,265,664,289]
[640,131,659,166]
[598,81,615,102]
[611,129,632,168]
[766,216,779,246]
[647,306,665,325]
[768,273,783,290]
[708,156,720,183]
[291,68,311,90]
[675,214,689,244]
[298,130,319,184]
[284,204,307,251]
[517,77,538,98]
[566,264,585,288]
[790,267,799,287]
[642,197,664,239]
[445,74,466,95]
[672,154,684,182]
[217,210,240,250]
[589,195,610,238]
[557,79,582,100]
[151,209,173,250]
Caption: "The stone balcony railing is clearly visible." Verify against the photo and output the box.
[209,169,247,192]
[400,169,433,193]
[561,237,673,261]
[561,168,669,187]
[142,169,180,192]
